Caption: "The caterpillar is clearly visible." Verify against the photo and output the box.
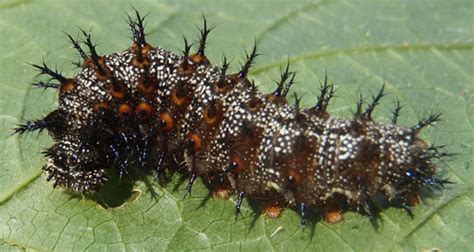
[14,11,450,226]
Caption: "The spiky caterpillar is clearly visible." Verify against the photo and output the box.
[14,11,449,225]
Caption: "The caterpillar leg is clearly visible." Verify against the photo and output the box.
[299,203,306,227]
[183,173,197,198]
[323,207,343,224]
[212,187,232,199]
[263,203,283,219]
[235,192,245,220]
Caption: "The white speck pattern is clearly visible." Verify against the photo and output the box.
[29,31,441,216]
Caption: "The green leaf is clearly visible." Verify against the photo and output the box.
[1,0,473,251]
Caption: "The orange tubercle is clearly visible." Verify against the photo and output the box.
[171,88,187,106]
[59,79,75,93]
[188,133,202,152]
[190,54,209,64]
[158,112,174,132]
[92,102,110,112]
[203,103,221,126]
[230,156,245,174]
[287,170,302,186]
[135,102,153,120]
[118,104,133,117]
[137,76,157,94]
[109,81,126,99]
